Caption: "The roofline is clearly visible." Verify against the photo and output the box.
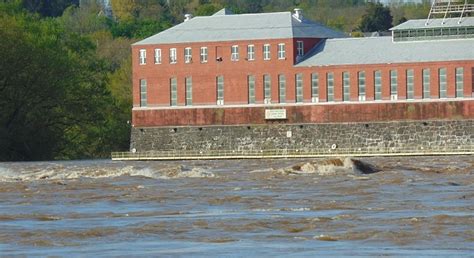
[390,17,474,31]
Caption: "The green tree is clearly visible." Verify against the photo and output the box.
[21,0,78,16]
[359,3,393,32]
[0,7,113,160]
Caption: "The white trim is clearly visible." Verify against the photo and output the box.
[139,49,146,65]
[133,97,473,111]
[154,48,162,64]
[170,48,177,64]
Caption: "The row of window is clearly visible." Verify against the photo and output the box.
[393,27,474,42]
[138,67,465,107]
[138,41,305,65]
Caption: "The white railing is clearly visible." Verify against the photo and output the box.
[111,145,474,160]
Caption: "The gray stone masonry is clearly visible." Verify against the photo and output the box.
[130,120,474,152]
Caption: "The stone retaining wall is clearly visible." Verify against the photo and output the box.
[130,120,473,152]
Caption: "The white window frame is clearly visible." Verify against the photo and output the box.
[247,45,255,61]
[297,41,304,56]
[279,74,286,104]
[184,47,192,63]
[359,71,366,101]
[455,67,464,98]
[423,69,430,99]
[170,78,177,106]
[278,43,286,60]
[311,73,319,103]
[406,69,414,100]
[140,79,147,107]
[264,74,271,103]
[295,73,303,103]
[231,45,239,61]
[217,76,224,105]
[327,72,334,102]
[439,68,447,98]
[170,48,177,64]
[185,77,192,106]
[248,75,256,104]
[139,49,146,65]
[390,70,398,100]
[374,70,382,101]
[200,47,208,63]
[343,72,350,101]
[263,44,271,60]
[154,49,161,64]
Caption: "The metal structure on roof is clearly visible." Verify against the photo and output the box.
[426,0,474,25]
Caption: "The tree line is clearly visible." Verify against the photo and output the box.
[0,0,434,161]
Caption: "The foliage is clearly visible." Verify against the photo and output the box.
[21,0,79,17]
[0,5,121,160]
[359,3,393,32]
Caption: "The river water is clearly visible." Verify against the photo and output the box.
[0,156,473,256]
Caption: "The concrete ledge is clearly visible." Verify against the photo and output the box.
[112,146,474,161]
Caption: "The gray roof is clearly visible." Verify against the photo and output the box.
[296,36,474,67]
[391,17,474,30]
[133,9,345,46]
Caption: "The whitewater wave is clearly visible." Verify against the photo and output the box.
[0,164,215,182]
[278,157,380,176]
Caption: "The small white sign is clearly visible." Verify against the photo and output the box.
[265,109,287,120]
[286,131,292,138]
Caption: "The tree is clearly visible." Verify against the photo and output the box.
[0,7,112,160]
[21,0,78,17]
[358,3,393,32]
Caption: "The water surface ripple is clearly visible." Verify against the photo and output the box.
[0,156,473,256]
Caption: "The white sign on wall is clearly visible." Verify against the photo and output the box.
[265,109,287,120]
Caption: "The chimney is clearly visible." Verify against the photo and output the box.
[184,14,193,22]
[293,8,303,21]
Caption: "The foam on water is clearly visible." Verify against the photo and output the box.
[0,163,215,182]
[278,157,376,176]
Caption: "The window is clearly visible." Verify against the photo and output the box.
[439,68,447,98]
[297,41,304,56]
[247,45,255,61]
[200,47,208,63]
[359,71,366,101]
[170,78,177,106]
[185,77,192,105]
[170,48,177,64]
[278,43,286,59]
[231,45,239,61]
[139,49,146,65]
[185,47,192,63]
[264,74,271,103]
[263,44,271,60]
[327,72,334,102]
[248,75,256,104]
[154,49,161,64]
[455,67,464,98]
[279,74,286,103]
[423,69,430,99]
[296,73,303,103]
[374,70,382,101]
[390,70,397,100]
[407,69,414,100]
[217,76,224,105]
[343,72,350,101]
[311,73,319,102]
[140,79,147,107]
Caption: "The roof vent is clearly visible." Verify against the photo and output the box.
[184,14,193,22]
[293,8,303,21]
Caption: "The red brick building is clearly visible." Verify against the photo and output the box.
[131,8,474,128]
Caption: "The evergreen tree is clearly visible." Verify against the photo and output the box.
[359,3,393,32]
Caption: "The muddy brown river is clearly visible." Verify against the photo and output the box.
[0,156,473,256]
